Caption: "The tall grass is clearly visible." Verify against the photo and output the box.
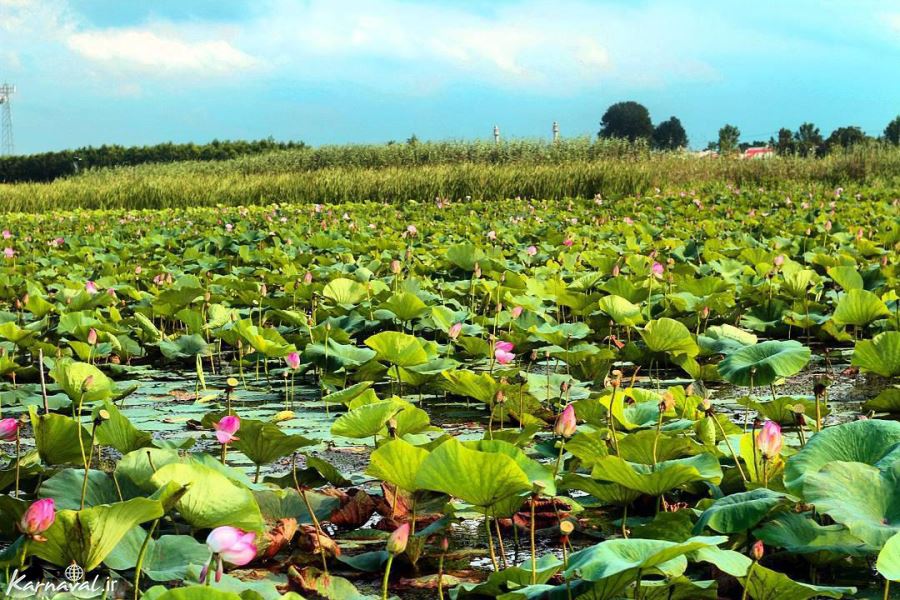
[1,141,897,213]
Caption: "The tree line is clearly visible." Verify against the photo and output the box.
[599,100,900,155]
[0,138,306,183]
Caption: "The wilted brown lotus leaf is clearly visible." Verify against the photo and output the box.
[325,487,376,528]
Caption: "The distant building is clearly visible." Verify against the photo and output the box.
[742,146,775,159]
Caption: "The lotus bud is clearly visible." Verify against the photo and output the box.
[495,390,505,405]
[0,417,18,441]
[206,526,257,566]
[85,280,98,294]
[440,537,449,552]
[87,328,98,345]
[448,322,463,340]
[474,263,481,278]
[773,255,785,267]
[554,404,577,438]
[751,540,764,561]
[386,523,410,555]
[526,245,537,256]
[612,264,620,277]
[390,260,402,274]
[285,352,301,370]
[511,306,523,318]
[756,420,783,460]
[19,498,56,539]
[81,375,94,392]
[304,271,313,284]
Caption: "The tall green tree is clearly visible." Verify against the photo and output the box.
[598,101,654,142]
[885,115,900,145]
[652,117,688,150]
[794,122,824,156]
[825,126,868,151]
[717,124,741,155]
[775,128,795,155]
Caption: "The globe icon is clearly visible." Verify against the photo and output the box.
[64,563,84,583]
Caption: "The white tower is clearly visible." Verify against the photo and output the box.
[0,83,14,156]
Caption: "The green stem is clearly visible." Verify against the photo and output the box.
[133,519,159,599]
[382,553,395,600]
[741,560,758,600]
[552,439,566,478]
[80,420,99,510]
[485,513,499,571]
[713,414,748,482]
[437,554,446,600]
[530,495,537,584]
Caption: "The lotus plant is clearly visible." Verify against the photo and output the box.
[494,340,515,366]
[553,404,577,477]
[200,526,257,585]
[382,522,410,600]
[285,351,300,406]
[215,415,241,463]
[756,420,783,488]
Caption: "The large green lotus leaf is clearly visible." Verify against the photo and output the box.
[49,358,115,403]
[446,241,485,271]
[233,419,316,466]
[877,531,900,581]
[331,399,405,439]
[528,322,592,346]
[590,453,722,496]
[322,277,368,305]
[864,387,900,412]
[366,438,429,492]
[754,512,871,556]
[322,381,373,405]
[466,439,557,497]
[739,564,856,600]
[105,529,210,581]
[39,468,120,509]
[717,340,811,387]
[379,291,428,321]
[30,498,164,571]
[802,461,900,547]
[453,554,562,598]
[640,318,699,357]
[698,324,758,356]
[560,473,642,506]
[158,334,211,359]
[234,319,294,357]
[142,587,242,600]
[737,395,830,426]
[616,429,696,464]
[28,405,91,465]
[693,489,790,534]
[414,437,531,508]
[93,399,154,454]
[826,266,864,291]
[117,447,254,491]
[597,295,644,326]
[149,463,264,531]
[783,418,900,494]
[364,331,429,367]
[851,331,900,378]
[832,288,890,327]
[0,321,35,344]
[303,338,376,371]
[691,546,752,577]
[565,536,726,582]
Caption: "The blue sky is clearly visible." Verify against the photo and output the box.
[1,0,899,154]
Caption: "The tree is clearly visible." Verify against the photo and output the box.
[794,122,823,156]
[717,124,741,155]
[598,101,654,142]
[825,126,867,151]
[652,117,688,150]
[775,128,795,155]
[885,116,900,145]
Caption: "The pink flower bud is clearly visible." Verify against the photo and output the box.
[448,323,463,340]
[390,260,402,274]
[511,306,523,319]
[85,281,98,294]
[756,420,783,460]
[3,247,13,259]
[285,352,301,370]
[526,245,537,256]
[214,415,241,444]
[19,498,55,537]
[651,262,665,278]
[563,238,574,247]
[751,540,764,561]
[0,417,18,441]
[387,522,410,554]
[87,328,98,345]
[554,404,577,438]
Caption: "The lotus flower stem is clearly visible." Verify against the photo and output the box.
[484,514,499,571]
[133,518,159,599]
[621,503,628,538]
[713,414,748,482]
[762,458,769,489]
[292,458,330,576]
[80,418,100,510]
[381,553,395,600]
[14,424,20,498]
[437,551,446,600]
[494,516,508,569]
[885,580,891,600]
[552,439,567,478]
[530,493,537,584]
[38,348,49,415]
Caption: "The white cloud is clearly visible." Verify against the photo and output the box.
[67,29,259,75]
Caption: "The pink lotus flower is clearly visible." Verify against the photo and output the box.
[225,223,233,232]
[623,216,634,225]
[773,255,785,267]
[85,280,98,294]
[651,262,665,278]
[201,526,257,583]
[526,245,537,256]
[511,306,523,318]
[448,322,463,340]
[214,415,241,444]
[386,522,410,554]
[554,404,577,438]
[494,341,515,365]
[756,420,783,460]
[285,352,301,370]
[3,247,13,259]
[134,265,142,275]
[563,238,574,247]
[303,271,313,284]
[0,417,18,441]
[1,230,10,240]
[19,498,55,539]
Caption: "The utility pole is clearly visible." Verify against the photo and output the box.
[493,124,500,144]
[0,83,14,156]
[552,121,560,142]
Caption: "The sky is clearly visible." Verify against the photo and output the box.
[1,0,899,154]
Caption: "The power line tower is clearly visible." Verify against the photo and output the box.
[0,83,15,156]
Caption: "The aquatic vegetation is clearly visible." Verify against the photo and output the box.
[0,184,896,598]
